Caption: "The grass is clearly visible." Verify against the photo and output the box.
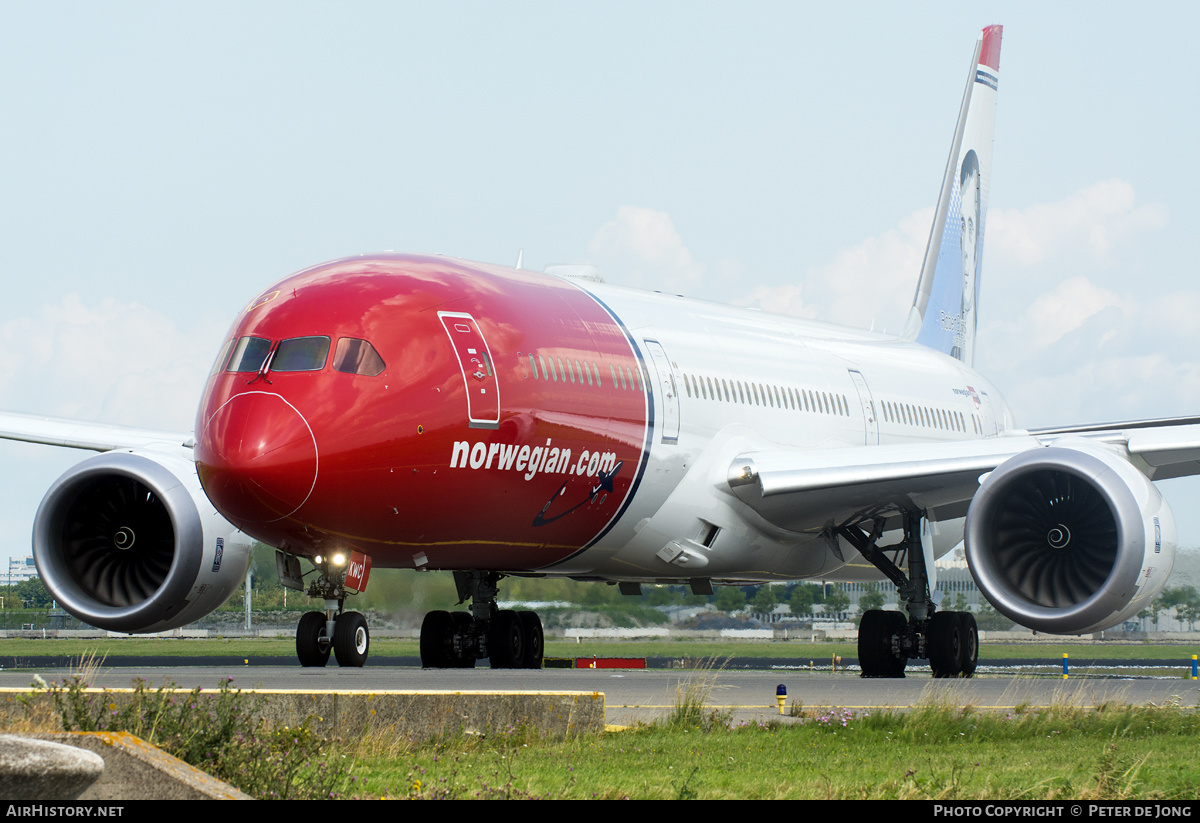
[349,662,1200,798]
[10,661,1200,799]
[665,658,733,730]
[28,673,354,799]
[347,697,1200,799]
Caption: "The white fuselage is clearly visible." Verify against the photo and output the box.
[553,277,1014,583]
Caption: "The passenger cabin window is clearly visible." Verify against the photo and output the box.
[226,336,272,373]
[333,338,386,376]
[272,336,330,372]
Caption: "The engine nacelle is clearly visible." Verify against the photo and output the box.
[33,450,253,633]
[965,442,1174,635]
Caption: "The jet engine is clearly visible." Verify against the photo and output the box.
[964,442,1174,635]
[32,450,253,633]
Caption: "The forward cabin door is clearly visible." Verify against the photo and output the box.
[439,311,501,430]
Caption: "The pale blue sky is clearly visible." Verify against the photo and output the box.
[2,1,1198,571]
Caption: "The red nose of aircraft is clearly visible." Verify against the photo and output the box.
[195,391,318,525]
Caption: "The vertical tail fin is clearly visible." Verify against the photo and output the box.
[901,24,1002,367]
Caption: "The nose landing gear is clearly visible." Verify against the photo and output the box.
[284,551,372,668]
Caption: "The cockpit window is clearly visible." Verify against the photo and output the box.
[225,336,272,373]
[209,339,235,377]
[332,338,386,376]
[271,336,330,372]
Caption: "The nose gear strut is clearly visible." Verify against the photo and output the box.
[289,552,371,668]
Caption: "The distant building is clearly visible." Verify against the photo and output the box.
[5,556,38,586]
[746,547,986,622]
[841,548,984,611]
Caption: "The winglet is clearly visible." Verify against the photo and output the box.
[901,25,1002,368]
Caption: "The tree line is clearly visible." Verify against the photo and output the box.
[9,540,1200,633]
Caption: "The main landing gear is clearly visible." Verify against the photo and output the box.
[837,510,979,678]
[286,553,371,668]
[419,571,544,669]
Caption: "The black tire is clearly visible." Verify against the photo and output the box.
[958,612,979,678]
[859,610,906,678]
[884,611,908,677]
[928,610,964,678]
[296,611,330,668]
[518,611,544,669]
[858,610,891,678]
[334,611,370,667]
[450,611,476,668]
[420,610,453,668]
[488,609,524,668]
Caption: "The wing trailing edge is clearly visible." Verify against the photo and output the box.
[728,418,1200,533]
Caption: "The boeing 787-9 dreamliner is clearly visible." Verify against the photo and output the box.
[2,25,1191,678]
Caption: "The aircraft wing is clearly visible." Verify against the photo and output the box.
[0,410,193,455]
[727,419,1200,533]
[1031,417,1200,481]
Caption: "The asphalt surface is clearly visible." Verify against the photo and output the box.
[3,662,1196,726]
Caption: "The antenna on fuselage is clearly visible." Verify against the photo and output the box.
[515,249,524,270]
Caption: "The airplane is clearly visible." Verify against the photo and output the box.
[0,23,1192,677]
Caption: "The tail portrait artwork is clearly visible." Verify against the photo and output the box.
[904,24,1001,367]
